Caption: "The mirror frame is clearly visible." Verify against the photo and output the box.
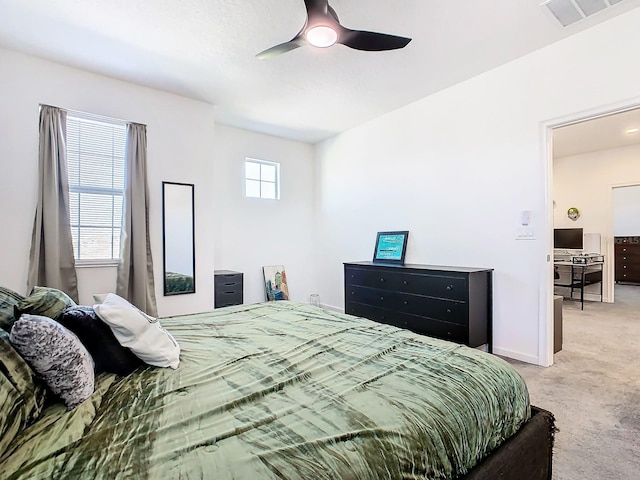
[162,181,196,296]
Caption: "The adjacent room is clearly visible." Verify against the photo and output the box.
[1,1,639,479]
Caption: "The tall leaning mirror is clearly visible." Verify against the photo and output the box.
[162,182,195,295]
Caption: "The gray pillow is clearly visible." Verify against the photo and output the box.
[9,315,95,410]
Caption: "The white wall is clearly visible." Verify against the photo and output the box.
[613,184,640,236]
[212,124,316,305]
[315,8,640,365]
[554,145,640,233]
[0,48,216,317]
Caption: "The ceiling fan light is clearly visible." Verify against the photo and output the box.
[306,26,338,48]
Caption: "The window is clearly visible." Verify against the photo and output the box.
[245,158,280,199]
[66,113,127,263]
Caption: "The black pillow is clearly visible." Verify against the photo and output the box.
[56,306,143,375]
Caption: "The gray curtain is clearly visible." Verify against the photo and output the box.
[27,106,79,302]
[116,123,158,316]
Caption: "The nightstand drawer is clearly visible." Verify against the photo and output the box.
[214,273,243,288]
[214,270,243,308]
[215,290,243,308]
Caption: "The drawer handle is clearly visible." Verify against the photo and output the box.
[403,280,408,285]
[624,266,627,269]
[447,309,451,314]
[380,296,384,300]
[403,301,408,305]
[380,278,385,283]
[224,282,236,286]
[446,285,453,290]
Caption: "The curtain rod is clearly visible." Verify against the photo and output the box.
[38,104,146,127]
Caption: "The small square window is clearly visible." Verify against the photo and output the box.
[245,159,280,200]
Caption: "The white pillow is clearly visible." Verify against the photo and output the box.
[93,294,180,369]
[92,293,108,304]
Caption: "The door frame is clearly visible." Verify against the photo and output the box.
[541,99,640,367]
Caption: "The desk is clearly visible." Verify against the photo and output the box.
[554,260,604,310]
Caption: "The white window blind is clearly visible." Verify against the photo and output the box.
[245,158,280,199]
[66,112,127,263]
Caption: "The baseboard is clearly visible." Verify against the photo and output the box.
[321,303,343,313]
[492,347,540,365]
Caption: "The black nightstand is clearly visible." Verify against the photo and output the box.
[214,270,243,308]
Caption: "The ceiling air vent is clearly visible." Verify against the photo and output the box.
[542,0,626,27]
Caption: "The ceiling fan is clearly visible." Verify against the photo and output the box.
[256,0,412,60]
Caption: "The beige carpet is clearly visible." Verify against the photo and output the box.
[507,285,640,480]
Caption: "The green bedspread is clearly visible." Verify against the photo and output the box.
[0,302,530,479]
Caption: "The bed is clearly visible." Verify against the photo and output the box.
[0,301,553,479]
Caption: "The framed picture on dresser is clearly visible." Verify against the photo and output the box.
[373,231,409,264]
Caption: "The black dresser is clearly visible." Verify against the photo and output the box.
[214,270,243,308]
[614,236,640,285]
[344,262,493,351]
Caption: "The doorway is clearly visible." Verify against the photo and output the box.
[612,184,640,297]
[546,106,640,363]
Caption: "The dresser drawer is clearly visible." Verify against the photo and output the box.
[615,267,640,283]
[346,302,407,329]
[404,315,468,344]
[345,267,468,301]
[214,273,243,288]
[347,301,468,343]
[347,286,468,325]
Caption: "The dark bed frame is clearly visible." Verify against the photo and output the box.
[462,406,555,480]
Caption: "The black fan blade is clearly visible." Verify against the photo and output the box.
[338,29,411,51]
[304,0,328,16]
[256,39,303,60]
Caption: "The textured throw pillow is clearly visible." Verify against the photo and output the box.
[94,293,180,369]
[10,315,95,410]
[0,286,25,332]
[0,329,47,456]
[57,305,143,375]
[14,286,76,320]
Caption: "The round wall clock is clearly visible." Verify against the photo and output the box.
[567,207,580,221]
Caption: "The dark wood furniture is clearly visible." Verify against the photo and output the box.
[463,406,554,480]
[214,270,243,308]
[344,262,493,351]
[615,236,640,285]
[553,295,563,353]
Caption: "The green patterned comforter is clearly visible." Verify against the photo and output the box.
[1,302,530,479]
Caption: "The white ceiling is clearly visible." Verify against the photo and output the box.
[1,0,640,144]
[553,107,640,157]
